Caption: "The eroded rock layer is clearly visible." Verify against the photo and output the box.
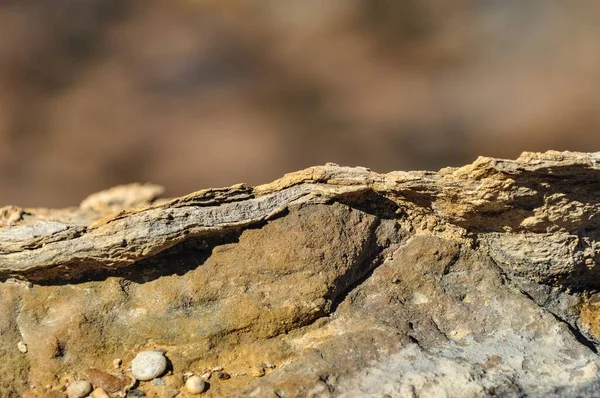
[2,151,600,397]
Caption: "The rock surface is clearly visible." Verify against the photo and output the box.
[2,150,600,397]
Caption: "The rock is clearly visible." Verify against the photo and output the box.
[251,366,265,378]
[80,183,165,213]
[131,351,168,381]
[84,369,127,393]
[90,388,110,398]
[0,206,23,227]
[185,375,206,394]
[3,151,600,396]
[17,341,27,353]
[66,380,92,398]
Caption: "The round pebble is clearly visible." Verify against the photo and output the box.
[131,350,168,381]
[66,380,93,398]
[185,376,206,395]
[90,388,110,398]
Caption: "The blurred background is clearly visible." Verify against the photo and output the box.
[1,0,599,207]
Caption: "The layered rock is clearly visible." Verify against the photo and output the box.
[2,151,600,397]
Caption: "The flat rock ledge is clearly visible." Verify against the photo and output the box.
[3,151,600,397]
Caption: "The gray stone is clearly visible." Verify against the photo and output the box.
[131,351,168,381]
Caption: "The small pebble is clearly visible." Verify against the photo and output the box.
[90,388,110,398]
[185,375,206,395]
[66,380,93,398]
[113,358,123,368]
[200,372,211,381]
[217,372,230,380]
[131,351,168,381]
[17,341,28,353]
[211,366,223,372]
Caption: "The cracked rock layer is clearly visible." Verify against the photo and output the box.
[3,150,600,397]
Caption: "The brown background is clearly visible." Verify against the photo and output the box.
[1,0,599,207]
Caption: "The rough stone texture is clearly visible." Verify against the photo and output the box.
[3,150,600,397]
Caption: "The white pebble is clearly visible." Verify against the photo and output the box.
[131,350,168,381]
[90,388,110,398]
[185,375,206,394]
[17,341,27,353]
[66,380,93,398]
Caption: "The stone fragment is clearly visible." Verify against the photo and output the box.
[17,341,27,353]
[251,367,265,378]
[80,183,164,213]
[85,369,126,393]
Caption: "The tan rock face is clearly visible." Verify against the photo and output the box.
[580,294,600,341]
[3,151,600,397]
[2,203,400,396]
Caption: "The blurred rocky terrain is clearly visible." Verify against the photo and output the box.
[3,151,600,397]
[1,1,600,207]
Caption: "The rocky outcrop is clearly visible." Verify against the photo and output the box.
[2,150,600,397]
